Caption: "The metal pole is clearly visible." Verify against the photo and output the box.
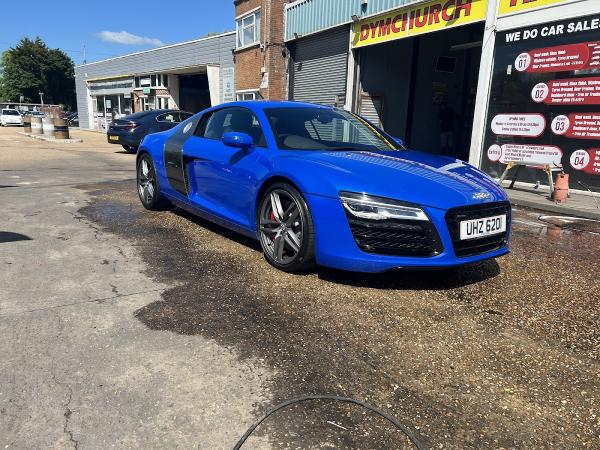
[104,95,108,132]
[468,0,500,167]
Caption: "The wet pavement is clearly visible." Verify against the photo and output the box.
[79,179,600,449]
[1,127,599,449]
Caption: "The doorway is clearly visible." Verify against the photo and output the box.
[178,74,211,113]
[357,23,484,161]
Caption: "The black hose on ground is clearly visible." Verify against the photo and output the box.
[232,394,426,450]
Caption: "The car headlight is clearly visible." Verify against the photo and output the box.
[339,192,429,221]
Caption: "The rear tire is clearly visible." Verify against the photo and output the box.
[257,182,316,273]
[123,145,138,154]
[136,154,169,211]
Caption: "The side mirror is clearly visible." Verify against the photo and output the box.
[222,132,253,149]
[392,137,405,147]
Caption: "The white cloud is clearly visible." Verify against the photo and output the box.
[96,31,164,47]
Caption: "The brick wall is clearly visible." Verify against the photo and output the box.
[233,0,289,100]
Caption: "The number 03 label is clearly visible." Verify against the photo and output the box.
[551,115,570,135]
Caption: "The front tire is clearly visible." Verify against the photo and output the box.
[136,154,169,211]
[258,182,315,273]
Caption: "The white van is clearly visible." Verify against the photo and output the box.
[0,109,23,126]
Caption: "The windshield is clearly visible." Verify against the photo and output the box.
[3,110,20,116]
[264,107,400,152]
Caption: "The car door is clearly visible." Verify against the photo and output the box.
[182,107,268,228]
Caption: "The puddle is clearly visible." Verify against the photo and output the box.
[538,215,600,235]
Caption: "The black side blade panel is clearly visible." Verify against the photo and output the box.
[163,121,196,196]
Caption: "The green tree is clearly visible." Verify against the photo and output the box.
[0,37,75,109]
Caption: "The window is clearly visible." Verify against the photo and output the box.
[236,91,259,101]
[480,13,600,192]
[157,97,169,109]
[134,75,168,88]
[264,107,399,151]
[236,9,260,49]
[195,107,265,146]
[157,113,177,123]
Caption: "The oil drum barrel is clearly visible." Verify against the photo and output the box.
[23,116,32,133]
[31,117,43,135]
[42,117,55,137]
[53,118,69,139]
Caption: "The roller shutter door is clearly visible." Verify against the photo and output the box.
[291,26,349,106]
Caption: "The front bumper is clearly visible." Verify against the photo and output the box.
[306,193,511,273]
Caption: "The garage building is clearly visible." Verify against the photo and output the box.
[74,32,236,131]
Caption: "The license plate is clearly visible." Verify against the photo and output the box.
[460,215,507,240]
[109,135,119,141]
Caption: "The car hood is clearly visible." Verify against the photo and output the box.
[283,149,507,210]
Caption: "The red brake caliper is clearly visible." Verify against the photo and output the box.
[269,211,276,241]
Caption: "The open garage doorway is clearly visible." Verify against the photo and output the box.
[179,74,211,113]
[357,22,484,161]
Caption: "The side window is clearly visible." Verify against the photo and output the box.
[198,107,266,147]
[178,112,193,122]
[194,112,213,137]
[157,113,176,123]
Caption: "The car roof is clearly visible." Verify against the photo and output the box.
[121,109,187,120]
[215,101,334,112]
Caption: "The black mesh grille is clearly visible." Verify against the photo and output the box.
[347,217,443,257]
[445,201,511,258]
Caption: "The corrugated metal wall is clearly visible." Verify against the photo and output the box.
[285,0,419,40]
[290,26,349,106]
[74,33,235,129]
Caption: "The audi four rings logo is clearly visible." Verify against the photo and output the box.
[473,192,491,200]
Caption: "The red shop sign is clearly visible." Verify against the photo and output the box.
[551,113,600,140]
[570,148,600,175]
[531,77,600,105]
[515,41,600,74]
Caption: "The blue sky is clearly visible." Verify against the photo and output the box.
[0,1,235,65]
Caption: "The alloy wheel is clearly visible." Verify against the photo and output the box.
[259,189,304,265]
[137,158,155,205]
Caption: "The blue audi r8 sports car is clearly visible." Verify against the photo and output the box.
[136,101,511,273]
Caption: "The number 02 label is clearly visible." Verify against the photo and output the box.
[531,83,549,103]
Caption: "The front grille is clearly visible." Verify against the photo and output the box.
[445,201,511,258]
[347,217,443,257]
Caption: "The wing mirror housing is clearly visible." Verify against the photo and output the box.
[222,132,253,149]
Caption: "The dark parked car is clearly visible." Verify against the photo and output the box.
[107,109,193,153]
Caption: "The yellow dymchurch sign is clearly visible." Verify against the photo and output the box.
[352,0,488,48]
[498,0,567,16]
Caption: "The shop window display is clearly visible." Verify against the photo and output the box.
[482,14,600,192]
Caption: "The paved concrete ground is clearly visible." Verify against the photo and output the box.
[1,127,599,449]
[0,129,271,449]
